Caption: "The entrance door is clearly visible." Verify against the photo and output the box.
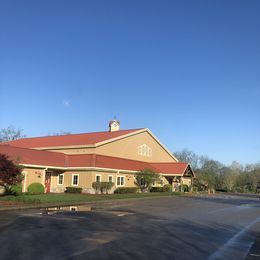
[45,172,51,193]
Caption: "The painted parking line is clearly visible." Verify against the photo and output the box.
[209,217,260,260]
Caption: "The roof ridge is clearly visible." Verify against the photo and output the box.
[2,128,145,142]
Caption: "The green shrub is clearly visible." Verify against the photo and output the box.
[114,187,138,194]
[192,186,198,192]
[92,181,101,192]
[181,184,189,192]
[65,187,82,193]
[150,185,172,192]
[5,184,23,196]
[150,187,164,192]
[100,182,114,194]
[92,182,114,194]
[27,183,45,194]
[162,184,172,192]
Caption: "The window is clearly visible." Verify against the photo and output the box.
[108,175,113,183]
[72,174,79,186]
[96,175,101,182]
[57,174,64,185]
[117,176,125,186]
[137,144,152,157]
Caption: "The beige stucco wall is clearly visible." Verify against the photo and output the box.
[51,170,93,193]
[182,177,192,186]
[39,131,176,163]
[22,168,45,192]
[50,170,137,193]
[96,131,176,162]
[21,167,193,194]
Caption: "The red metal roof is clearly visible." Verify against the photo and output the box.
[0,145,66,167]
[151,163,188,175]
[0,145,188,175]
[1,129,144,148]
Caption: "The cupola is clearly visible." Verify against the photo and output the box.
[109,120,120,132]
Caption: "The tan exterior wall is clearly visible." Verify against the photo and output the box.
[96,131,176,162]
[22,168,45,192]
[182,177,192,186]
[49,170,137,193]
[39,131,176,162]
[51,170,93,193]
[21,167,193,194]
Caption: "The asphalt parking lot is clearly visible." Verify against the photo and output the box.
[0,194,259,260]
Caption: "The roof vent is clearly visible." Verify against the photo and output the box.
[109,120,120,132]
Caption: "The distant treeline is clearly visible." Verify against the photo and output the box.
[174,149,260,193]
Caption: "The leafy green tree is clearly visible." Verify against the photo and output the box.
[194,171,217,191]
[135,169,159,192]
[218,167,237,192]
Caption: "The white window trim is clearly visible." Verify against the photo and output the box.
[108,175,113,183]
[72,174,79,186]
[95,174,101,182]
[57,173,64,186]
[116,176,125,187]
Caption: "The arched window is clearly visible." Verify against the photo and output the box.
[137,144,152,157]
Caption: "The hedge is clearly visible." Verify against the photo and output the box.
[65,187,82,193]
[27,183,45,194]
[150,187,164,192]
[150,184,172,193]
[163,184,172,192]
[114,187,139,194]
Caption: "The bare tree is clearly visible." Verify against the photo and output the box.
[0,126,26,142]
[174,149,199,169]
[47,131,72,136]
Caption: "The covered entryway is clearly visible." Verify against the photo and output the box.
[161,164,195,192]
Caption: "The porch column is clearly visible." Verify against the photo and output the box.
[42,168,47,193]
[22,171,27,192]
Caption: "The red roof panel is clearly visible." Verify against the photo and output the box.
[0,145,66,167]
[151,162,188,175]
[0,145,189,175]
[1,129,144,148]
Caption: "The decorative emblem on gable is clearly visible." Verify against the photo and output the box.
[137,144,152,157]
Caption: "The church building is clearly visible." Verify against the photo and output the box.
[0,121,194,193]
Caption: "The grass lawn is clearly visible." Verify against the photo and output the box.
[0,192,182,206]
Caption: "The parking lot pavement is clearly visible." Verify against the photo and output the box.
[0,194,259,260]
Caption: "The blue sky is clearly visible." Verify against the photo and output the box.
[0,0,259,165]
